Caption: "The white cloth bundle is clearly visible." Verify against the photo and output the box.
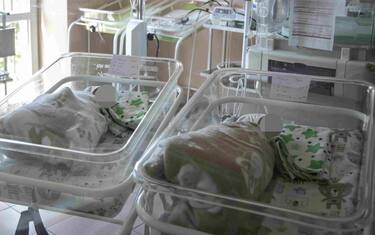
[0,87,108,151]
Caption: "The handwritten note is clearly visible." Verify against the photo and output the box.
[270,75,311,102]
[108,55,140,77]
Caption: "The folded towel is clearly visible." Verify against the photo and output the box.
[271,123,332,181]
[102,91,149,132]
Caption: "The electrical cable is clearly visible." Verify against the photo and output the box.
[154,34,160,57]
[147,33,160,57]
[181,8,211,25]
[201,0,222,7]
[185,8,212,17]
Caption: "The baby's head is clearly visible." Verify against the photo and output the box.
[177,164,201,188]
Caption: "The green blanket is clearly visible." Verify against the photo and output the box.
[157,122,275,234]
[271,124,332,181]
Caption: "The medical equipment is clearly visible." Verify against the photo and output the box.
[145,0,219,100]
[125,0,148,57]
[79,0,130,23]
[0,53,183,234]
[134,68,375,235]
[254,0,374,50]
[125,19,148,56]
[241,0,375,88]
[247,43,375,84]
[68,0,168,53]
[145,0,212,42]
[0,11,15,95]
[0,11,15,58]
[209,6,245,29]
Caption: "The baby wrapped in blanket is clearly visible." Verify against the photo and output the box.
[0,86,149,153]
[146,122,276,235]
[0,87,108,151]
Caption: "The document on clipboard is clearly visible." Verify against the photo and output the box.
[289,0,337,51]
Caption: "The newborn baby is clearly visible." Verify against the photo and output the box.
[0,87,108,151]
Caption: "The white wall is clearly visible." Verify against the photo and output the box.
[38,0,107,67]
[39,0,68,66]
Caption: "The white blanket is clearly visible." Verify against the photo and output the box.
[0,87,108,151]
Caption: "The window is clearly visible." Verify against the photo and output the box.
[0,0,38,80]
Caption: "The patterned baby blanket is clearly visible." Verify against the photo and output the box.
[260,124,364,234]
[0,87,108,151]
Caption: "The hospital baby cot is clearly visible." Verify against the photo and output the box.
[134,69,375,235]
[0,52,183,234]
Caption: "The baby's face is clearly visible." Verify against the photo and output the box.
[177,165,200,188]
[180,174,197,187]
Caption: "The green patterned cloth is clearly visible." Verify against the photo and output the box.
[271,124,332,181]
[102,91,149,132]
[260,128,364,235]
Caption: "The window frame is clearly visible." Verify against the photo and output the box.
[2,0,38,73]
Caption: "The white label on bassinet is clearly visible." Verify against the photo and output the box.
[270,76,311,102]
[109,55,139,77]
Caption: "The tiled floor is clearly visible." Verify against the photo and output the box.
[0,198,145,235]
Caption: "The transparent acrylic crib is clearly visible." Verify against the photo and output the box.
[134,69,375,235]
[0,52,183,223]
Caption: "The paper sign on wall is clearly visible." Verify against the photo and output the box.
[289,0,337,51]
[108,55,140,77]
[270,76,311,102]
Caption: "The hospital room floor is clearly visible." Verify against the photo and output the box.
[0,191,145,235]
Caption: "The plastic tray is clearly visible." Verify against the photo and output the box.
[0,53,182,206]
[78,0,172,34]
[134,69,375,234]
[145,0,213,41]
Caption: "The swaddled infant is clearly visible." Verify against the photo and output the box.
[0,87,108,151]
[145,122,276,235]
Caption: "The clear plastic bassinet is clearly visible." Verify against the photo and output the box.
[134,69,375,235]
[0,52,183,218]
